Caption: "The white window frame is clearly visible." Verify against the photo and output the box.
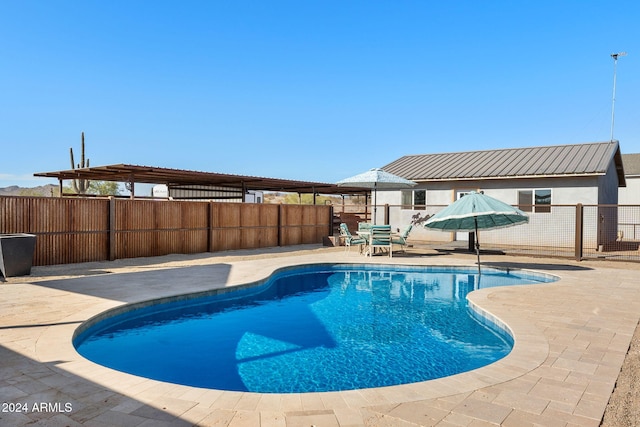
[518,188,551,213]
[401,189,426,210]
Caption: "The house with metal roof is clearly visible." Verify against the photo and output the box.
[376,141,626,246]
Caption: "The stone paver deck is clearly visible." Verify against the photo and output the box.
[1,244,639,426]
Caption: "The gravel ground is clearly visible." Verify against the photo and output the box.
[601,320,640,427]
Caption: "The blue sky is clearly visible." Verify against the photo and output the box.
[1,1,638,188]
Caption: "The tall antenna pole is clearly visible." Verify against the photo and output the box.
[610,52,627,141]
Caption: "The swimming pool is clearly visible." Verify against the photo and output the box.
[73,264,556,393]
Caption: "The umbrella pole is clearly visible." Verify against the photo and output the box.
[373,184,377,225]
[474,218,481,275]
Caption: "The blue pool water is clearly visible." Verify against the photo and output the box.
[74,264,555,393]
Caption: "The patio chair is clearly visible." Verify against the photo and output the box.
[392,224,413,253]
[367,225,393,257]
[358,222,372,232]
[339,223,366,254]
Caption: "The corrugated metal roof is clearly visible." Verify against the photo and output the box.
[383,141,625,184]
[34,164,369,195]
[622,154,640,176]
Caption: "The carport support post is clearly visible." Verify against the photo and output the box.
[575,203,584,261]
[128,175,135,199]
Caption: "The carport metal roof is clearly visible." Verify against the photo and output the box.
[34,164,369,197]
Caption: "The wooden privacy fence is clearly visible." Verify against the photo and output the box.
[0,196,332,266]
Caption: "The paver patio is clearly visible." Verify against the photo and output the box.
[1,244,638,426]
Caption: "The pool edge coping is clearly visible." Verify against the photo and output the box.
[37,260,555,410]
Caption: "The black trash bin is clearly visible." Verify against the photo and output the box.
[0,234,37,278]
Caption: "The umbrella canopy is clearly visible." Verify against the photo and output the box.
[336,168,416,224]
[336,168,417,189]
[424,191,528,272]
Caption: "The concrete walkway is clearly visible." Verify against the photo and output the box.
[1,245,639,426]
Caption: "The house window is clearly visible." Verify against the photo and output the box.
[401,190,412,208]
[518,189,551,213]
[401,189,426,210]
[517,191,532,212]
[414,190,426,208]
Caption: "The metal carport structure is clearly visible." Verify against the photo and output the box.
[34,164,369,202]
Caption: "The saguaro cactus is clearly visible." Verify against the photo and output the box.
[70,132,90,194]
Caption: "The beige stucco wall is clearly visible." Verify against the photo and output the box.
[618,176,640,205]
[374,175,610,247]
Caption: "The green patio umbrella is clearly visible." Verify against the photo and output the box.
[424,191,529,273]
